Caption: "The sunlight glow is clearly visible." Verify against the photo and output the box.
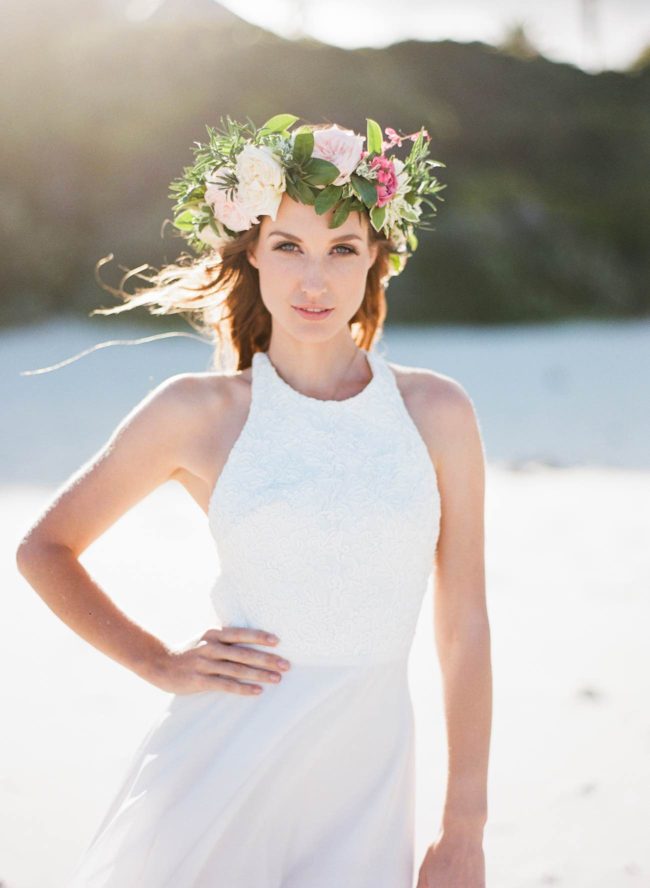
[214,0,650,73]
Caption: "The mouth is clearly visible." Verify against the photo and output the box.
[292,305,334,320]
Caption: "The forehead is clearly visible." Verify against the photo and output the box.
[261,194,369,240]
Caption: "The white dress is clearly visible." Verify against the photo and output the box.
[67,346,441,888]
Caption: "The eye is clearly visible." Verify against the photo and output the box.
[273,242,358,255]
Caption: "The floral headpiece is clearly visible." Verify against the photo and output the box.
[169,113,446,277]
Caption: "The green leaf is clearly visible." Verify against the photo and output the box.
[348,198,366,214]
[388,252,403,273]
[314,184,343,214]
[284,177,301,202]
[293,131,314,166]
[366,118,383,156]
[400,204,421,223]
[407,230,418,251]
[330,198,352,228]
[179,197,204,211]
[294,177,316,205]
[207,216,222,236]
[370,204,387,231]
[411,130,424,155]
[350,174,378,207]
[172,210,197,232]
[303,158,340,187]
[259,113,299,134]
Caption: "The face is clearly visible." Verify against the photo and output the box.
[246,193,379,340]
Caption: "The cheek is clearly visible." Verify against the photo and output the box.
[257,252,294,280]
[266,252,301,274]
[330,256,368,276]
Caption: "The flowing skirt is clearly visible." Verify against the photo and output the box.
[66,657,417,888]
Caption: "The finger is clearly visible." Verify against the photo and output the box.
[203,640,290,674]
[205,674,264,695]
[202,626,279,647]
[198,656,282,684]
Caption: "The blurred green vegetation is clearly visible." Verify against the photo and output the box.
[1,10,648,326]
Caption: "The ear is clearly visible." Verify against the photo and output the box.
[247,247,259,269]
[368,241,379,268]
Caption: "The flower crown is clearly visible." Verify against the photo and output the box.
[169,113,446,277]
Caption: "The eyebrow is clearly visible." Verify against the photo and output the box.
[267,230,363,243]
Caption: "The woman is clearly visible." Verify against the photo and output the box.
[16,114,491,887]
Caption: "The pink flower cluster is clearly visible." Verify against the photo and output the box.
[368,154,399,207]
[383,126,430,149]
[359,127,430,208]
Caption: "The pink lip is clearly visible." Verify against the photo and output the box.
[292,306,334,320]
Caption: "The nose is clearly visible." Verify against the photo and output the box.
[300,259,327,296]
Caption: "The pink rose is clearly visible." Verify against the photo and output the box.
[369,155,399,207]
[204,170,259,232]
[311,125,365,186]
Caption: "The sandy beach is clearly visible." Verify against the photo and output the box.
[2,318,649,887]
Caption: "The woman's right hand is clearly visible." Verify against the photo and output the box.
[148,626,292,696]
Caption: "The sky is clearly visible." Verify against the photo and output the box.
[202,0,649,73]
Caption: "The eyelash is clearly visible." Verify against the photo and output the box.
[273,242,358,256]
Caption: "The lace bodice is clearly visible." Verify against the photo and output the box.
[207,346,441,666]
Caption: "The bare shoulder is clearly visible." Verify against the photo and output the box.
[148,367,251,429]
[104,367,252,495]
[15,368,251,557]
[153,367,253,510]
[386,359,483,469]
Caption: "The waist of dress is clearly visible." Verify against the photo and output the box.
[209,576,427,667]
[236,645,412,668]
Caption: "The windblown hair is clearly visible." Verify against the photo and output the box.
[92,209,399,373]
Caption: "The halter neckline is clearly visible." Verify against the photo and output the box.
[253,349,383,406]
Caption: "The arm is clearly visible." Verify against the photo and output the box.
[433,381,491,841]
[416,376,491,888]
[15,375,196,686]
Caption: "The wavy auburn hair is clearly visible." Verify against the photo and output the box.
[92,206,399,373]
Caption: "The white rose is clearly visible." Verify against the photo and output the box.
[235,144,285,221]
[205,169,259,231]
[310,125,365,186]
[184,207,231,249]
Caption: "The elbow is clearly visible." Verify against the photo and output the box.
[15,536,57,577]
[16,537,76,577]
[15,539,38,576]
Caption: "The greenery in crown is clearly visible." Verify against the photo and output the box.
[169,113,446,277]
